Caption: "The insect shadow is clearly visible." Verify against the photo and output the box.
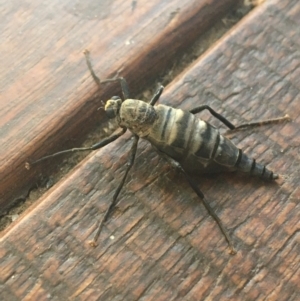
[27,50,290,254]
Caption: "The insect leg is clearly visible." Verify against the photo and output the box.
[179,170,236,254]
[149,85,164,106]
[190,105,235,129]
[155,149,236,254]
[83,49,130,99]
[90,134,139,246]
[231,114,290,131]
[26,127,127,167]
[190,105,290,131]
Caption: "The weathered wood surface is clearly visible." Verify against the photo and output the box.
[0,0,237,209]
[1,0,300,300]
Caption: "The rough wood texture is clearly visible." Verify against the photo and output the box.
[0,0,236,210]
[1,0,300,300]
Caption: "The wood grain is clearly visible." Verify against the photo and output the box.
[1,0,299,300]
[0,0,236,209]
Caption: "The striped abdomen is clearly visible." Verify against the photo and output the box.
[146,104,277,180]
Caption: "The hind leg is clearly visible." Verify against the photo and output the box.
[190,104,290,130]
[155,148,236,255]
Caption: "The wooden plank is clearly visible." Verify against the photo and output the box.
[0,0,236,209]
[1,0,299,300]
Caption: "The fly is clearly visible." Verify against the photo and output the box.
[26,50,290,254]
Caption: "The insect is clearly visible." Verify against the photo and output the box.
[27,50,290,254]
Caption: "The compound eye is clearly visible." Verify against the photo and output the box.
[105,98,121,119]
[106,107,116,119]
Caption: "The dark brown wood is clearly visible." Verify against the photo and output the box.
[0,0,236,210]
[1,0,299,300]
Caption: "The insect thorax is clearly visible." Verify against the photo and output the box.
[119,99,157,137]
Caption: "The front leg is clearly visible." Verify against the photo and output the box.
[84,49,130,99]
